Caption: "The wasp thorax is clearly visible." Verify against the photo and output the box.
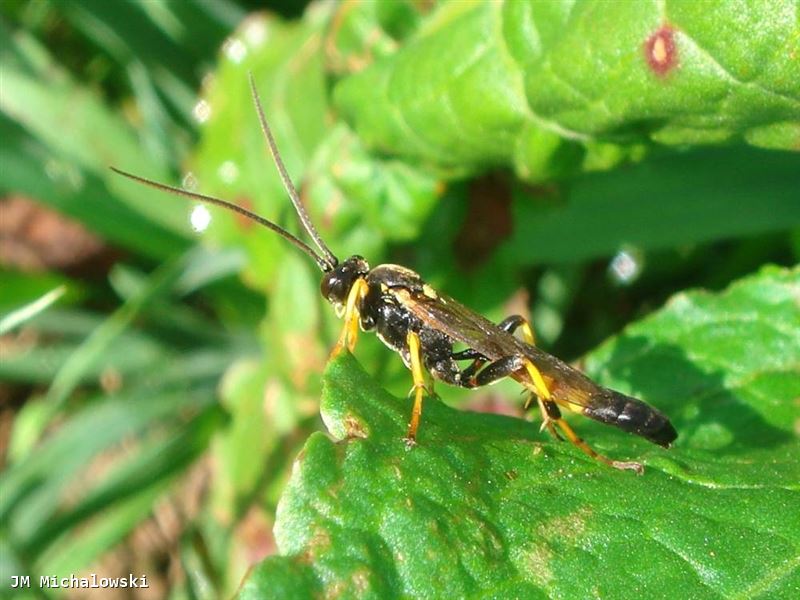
[320,255,369,305]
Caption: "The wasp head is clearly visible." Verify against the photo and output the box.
[320,255,369,307]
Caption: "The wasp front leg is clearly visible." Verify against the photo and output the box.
[405,330,430,444]
[331,278,369,357]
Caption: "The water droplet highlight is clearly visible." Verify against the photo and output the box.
[182,171,198,191]
[218,160,239,184]
[608,248,643,284]
[190,205,211,233]
[193,99,211,123]
[223,37,247,64]
[244,19,268,47]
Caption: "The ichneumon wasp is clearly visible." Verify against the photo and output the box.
[112,74,677,474]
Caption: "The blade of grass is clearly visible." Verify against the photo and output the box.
[43,252,189,414]
[0,286,66,335]
[29,405,224,559]
[0,387,216,539]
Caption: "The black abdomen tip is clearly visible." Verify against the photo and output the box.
[585,390,677,447]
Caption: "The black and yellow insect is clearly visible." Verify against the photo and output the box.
[113,74,677,474]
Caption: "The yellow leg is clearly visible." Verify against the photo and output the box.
[331,278,369,357]
[519,357,642,473]
[405,330,427,443]
[518,356,556,433]
[523,359,551,401]
[553,416,644,474]
[534,396,562,440]
[519,320,535,346]
[510,318,641,473]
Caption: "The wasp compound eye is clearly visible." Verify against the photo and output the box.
[320,271,345,304]
[320,256,369,304]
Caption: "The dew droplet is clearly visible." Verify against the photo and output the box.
[244,18,268,47]
[182,171,198,191]
[44,158,84,189]
[190,204,211,232]
[218,160,239,184]
[44,158,60,181]
[608,247,643,284]
[193,99,211,123]
[223,37,247,64]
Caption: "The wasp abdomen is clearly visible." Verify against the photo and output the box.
[584,390,677,448]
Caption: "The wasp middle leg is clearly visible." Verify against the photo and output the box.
[451,314,537,380]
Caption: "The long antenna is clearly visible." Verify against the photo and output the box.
[247,72,338,268]
[109,167,333,272]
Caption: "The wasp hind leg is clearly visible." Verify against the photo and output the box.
[527,380,643,474]
[549,407,644,475]
[516,356,645,475]
[528,394,563,441]
[331,278,369,358]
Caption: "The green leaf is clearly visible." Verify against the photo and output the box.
[239,557,320,600]
[335,1,800,182]
[323,0,422,76]
[501,146,800,265]
[305,124,442,256]
[243,265,799,597]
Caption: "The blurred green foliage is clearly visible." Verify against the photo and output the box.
[1,1,798,598]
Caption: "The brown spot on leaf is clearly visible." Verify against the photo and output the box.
[644,25,678,77]
[351,569,370,593]
[301,527,331,563]
[235,505,276,563]
[522,543,554,586]
[537,506,591,541]
[344,414,368,439]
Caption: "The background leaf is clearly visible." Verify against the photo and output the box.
[502,146,800,265]
[335,0,800,182]
[243,265,800,597]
